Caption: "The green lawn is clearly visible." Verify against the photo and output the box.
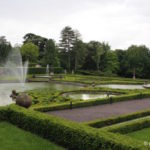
[127,127,150,141]
[0,122,64,150]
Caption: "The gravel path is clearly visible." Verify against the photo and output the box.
[46,98,150,122]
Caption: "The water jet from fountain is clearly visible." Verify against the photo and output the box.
[0,48,29,106]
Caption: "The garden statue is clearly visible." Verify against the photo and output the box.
[10,90,32,108]
[10,90,19,101]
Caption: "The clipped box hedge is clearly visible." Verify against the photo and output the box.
[103,116,150,134]
[28,67,46,74]
[85,109,150,128]
[0,105,144,150]
[28,67,63,74]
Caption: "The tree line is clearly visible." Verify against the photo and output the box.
[0,26,150,79]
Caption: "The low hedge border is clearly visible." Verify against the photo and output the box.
[59,88,127,95]
[33,92,147,112]
[103,116,150,135]
[84,109,150,128]
[0,106,9,121]
[53,78,146,85]
[0,105,145,150]
[52,74,147,85]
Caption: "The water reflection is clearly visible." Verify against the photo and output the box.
[96,84,144,89]
[64,93,116,100]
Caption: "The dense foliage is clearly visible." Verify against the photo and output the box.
[20,42,39,62]
[1,26,150,78]
[0,36,12,64]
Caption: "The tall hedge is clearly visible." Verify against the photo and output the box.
[28,67,63,74]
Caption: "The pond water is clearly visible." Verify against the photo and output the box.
[63,93,116,100]
[0,82,82,106]
[96,84,144,89]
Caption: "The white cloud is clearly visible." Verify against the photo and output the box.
[0,0,150,49]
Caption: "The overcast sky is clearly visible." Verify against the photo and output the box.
[0,0,150,49]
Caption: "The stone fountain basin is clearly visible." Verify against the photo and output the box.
[62,92,119,101]
[96,84,144,89]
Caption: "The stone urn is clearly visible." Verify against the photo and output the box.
[16,93,32,108]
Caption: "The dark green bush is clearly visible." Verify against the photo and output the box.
[28,67,63,74]
[53,67,63,73]
[0,106,9,121]
[106,116,150,135]
[28,67,46,74]
[0,105,144,150]
[86,109,150,128]
[76,70,99,75]
[28,63,37,67]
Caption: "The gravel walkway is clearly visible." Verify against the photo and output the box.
[46,98,150,122]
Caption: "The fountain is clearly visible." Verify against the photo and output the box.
[3,48,28,84]
[0,48,29,106]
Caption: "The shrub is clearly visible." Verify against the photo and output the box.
[0,105,144,150]
[0,106,9,121]
[28,67,63,74]
[85,109,150,128]
[105,116,150,135]
[28,67,46,74]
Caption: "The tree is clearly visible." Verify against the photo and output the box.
[23,33,48,60]
[115,49,127,76]
[82,41,110,71]
[72,40,87,71]
[68,30,87,71]
[0,36,12,64]
[44,39,60,67]
[93,42,104,71]
[99,42,111,71]
[59,26,76,71]
[103,50,119,75]
[20,43,39,62]
[126,45,150,79]
[82,41,97,70]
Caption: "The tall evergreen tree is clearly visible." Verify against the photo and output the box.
[59,26,76,71]
[72,40,87,71]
